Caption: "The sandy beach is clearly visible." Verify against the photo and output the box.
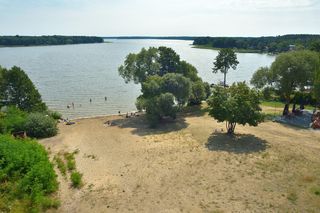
[41,106,320,212]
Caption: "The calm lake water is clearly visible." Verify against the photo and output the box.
[0,39,275,119]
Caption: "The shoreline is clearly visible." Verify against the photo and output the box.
[66,111,143,122]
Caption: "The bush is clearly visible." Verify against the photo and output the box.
[48,111,62,120]
[24,113,58,138]
[189,81,206,105]
[71,171,83,188]
[0,135,58,211]
[0,106,27,134]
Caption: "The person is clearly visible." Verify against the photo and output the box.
[90,98,92,103]
[67,105,70,109]
[118,110,121,115]
[105,97,107,101]
[72,102,75,109]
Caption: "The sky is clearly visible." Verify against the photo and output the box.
[0,0,320,36]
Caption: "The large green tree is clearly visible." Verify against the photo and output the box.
[119,47,208,126]
[208,82,263,134]
[251,50,320,114]
[1,66,47,112]
[213,48,239,87]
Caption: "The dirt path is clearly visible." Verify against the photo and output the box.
[41,112,320,213]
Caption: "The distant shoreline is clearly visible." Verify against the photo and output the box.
[192,45,263,53]
[0,41,111,48]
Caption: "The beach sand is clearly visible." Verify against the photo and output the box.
[41,106,320,212]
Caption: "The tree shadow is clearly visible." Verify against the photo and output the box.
[110,115,189,136]
[206,133,269,154]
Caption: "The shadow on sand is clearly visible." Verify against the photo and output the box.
[111,115,189,136]
[206,133,269,154]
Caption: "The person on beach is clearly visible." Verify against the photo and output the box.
[90,98,92,103]
[105,97,107,101]
[72,102,74,109]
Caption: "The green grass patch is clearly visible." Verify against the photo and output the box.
[64,152,76,171]
[54,155,67,176]
[71,171,83,188]
[261,101,314,110]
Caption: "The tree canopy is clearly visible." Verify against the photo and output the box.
[0,66,47,112]
[250,50,320,113]
[213,48,239,87]
[208,82,263,134]
[118,47,209,126]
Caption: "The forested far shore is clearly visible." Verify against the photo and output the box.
[0,35,104,46]
[193,34,320,53]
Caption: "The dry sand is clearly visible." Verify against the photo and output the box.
[41,107,320,213]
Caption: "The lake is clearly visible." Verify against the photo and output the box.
[0,39,275,119]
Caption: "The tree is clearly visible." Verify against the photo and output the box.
[0,66,5,106]
[270,51,320,115]
[1,66,47,112]
[161,73,192,107]
[141,93,177,127]
[208,82,263,134]
[118,47,160,83]
[310,41,320,52]
[119,47,208,126]
[158,47,180,76]
[250,50,320,114]
[250,67,272,89]
[213,48,239,87]
[189,81,207,105]
[314,69,320,108]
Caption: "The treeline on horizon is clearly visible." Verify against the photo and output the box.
[0,35,104,46]
[193,34,320,53]
[104,36,195,40]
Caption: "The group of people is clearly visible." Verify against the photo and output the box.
[67,97,108,109]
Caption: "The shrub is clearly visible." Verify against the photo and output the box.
[48,111,62,120]
[71,171,83,188]
[24,113,58,138]
[0,135,58,211]
[0,106,27,134]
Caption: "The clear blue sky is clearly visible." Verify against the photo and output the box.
[1,0,320,36]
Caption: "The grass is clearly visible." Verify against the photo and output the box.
[54,155,67,176]
[71,171,83,188]
[64,152,76,171]
[260,100,314,110]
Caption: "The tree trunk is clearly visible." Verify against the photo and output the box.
[226,121,236,135]
[283,103,289,116]
[292,103,296,113]
[223,72,227,88]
